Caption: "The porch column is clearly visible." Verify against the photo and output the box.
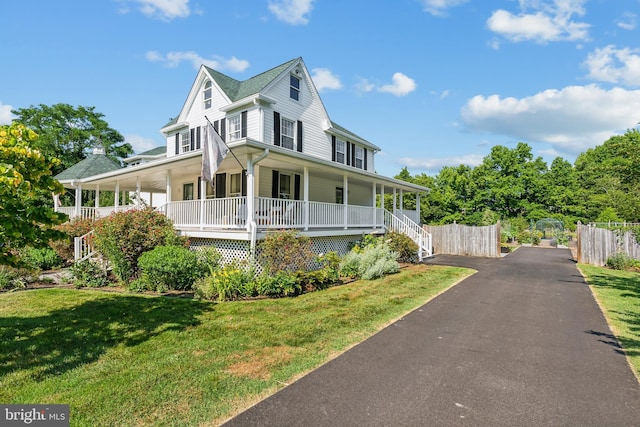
[372,182,376,228]
[303,166,309,231]
[135,176,141,207]
[416,193,421,225]
[165,172,172,202]
[393,188,397,214]
[246,154,255,231]
[380,184,385,227]
[114,181,120,209]
[75,184,82,219]
[94,184,100,221]
[343,175,349,229]
[400,189,404,215]
[53,193,60,213]
[200,176,206,230]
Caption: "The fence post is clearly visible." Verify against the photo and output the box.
[576,221,582,264]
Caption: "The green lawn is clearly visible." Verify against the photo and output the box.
[0,264,472,426]
[579,264,640,379]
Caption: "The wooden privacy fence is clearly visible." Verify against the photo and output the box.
[424,223,501,258]
[577,222,640,266]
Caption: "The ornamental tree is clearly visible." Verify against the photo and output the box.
[0,123,67,266]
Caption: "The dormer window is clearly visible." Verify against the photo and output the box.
[203,80,212,109]
[290,74,300,101]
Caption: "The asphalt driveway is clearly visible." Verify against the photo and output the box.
[223,247,640,426]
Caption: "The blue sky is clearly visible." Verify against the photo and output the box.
[2,0,640,177]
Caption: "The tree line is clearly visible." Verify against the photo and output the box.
[393,129,640,230]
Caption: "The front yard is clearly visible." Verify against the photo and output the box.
[0,264,472,426]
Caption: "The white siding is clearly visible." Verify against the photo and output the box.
[263,70,332,160]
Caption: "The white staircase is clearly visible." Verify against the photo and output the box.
[384,210,432,261]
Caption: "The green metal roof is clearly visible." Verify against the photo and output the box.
[54,153,122,181]
[205,57,300,102]
[137,146,166,156]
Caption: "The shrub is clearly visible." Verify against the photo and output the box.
[258,230,314,274]
[19,247,62,271]
[50,218,96,264]
[0,266,28,290]
[92,208,186,283]
[517,230,542,245]
[255,271,302,298]
[194,262,256,301]
[385,231,419,263]
[137,245,210,292]
[339,242,400,280]
[606,253,640,271]
[69,260,110,288]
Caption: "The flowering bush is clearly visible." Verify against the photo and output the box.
[92,208,186,283]
[258,229,314,274]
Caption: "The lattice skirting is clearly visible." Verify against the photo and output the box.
[189,235,361,274]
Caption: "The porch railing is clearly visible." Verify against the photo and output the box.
[58,205,139,221]
[384,210,432,261]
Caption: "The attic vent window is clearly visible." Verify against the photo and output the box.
[203,80,212,109]
[290,74,300,101]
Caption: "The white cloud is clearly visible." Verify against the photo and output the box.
[461,84,640,155]
[355,77,376,94]
[146,51,250,72]
[616,12,637,30]
[419,0,469,17]
[119,0,190,21]
[0,101,15,125]
[268,0,314,25]
[487,0,590,44]
[378,73,417,97]
[399,154,485,171]
[125,134,161,153]
[311,68,342,92]
[584,45,640,87]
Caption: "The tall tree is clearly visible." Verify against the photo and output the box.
[575,129,640,221]
[0,123,66,266]
[11,104,133,175]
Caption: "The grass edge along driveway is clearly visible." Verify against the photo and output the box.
[0,264,473,427]
[579,264,640,382]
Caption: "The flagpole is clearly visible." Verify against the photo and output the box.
[204,116,245,172]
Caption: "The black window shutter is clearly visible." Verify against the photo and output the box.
[296,121,303,152]
[175,134,179,155]
[190,128,195,151]
[220,119,226,142]
[351,144,356,167]
[215,173,226,198]
[272,170,279,198]
[241,172,247,196]
[364,148,368,170]
[197,178,201,200]
[331,136,336,161]
[213,120,219,133]
[241,111,247,138]
[273,112,281,146]
[347,142,351,166]
[294,174,301,200]
[196,127,201,150]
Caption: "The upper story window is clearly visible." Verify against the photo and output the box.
[228,115,241,141]
[203,81,212,109]
[335,139,346,164]
[281,118,295,149]
[355,146,364,169]
[290,74,300,101]
[181,129,191,153]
